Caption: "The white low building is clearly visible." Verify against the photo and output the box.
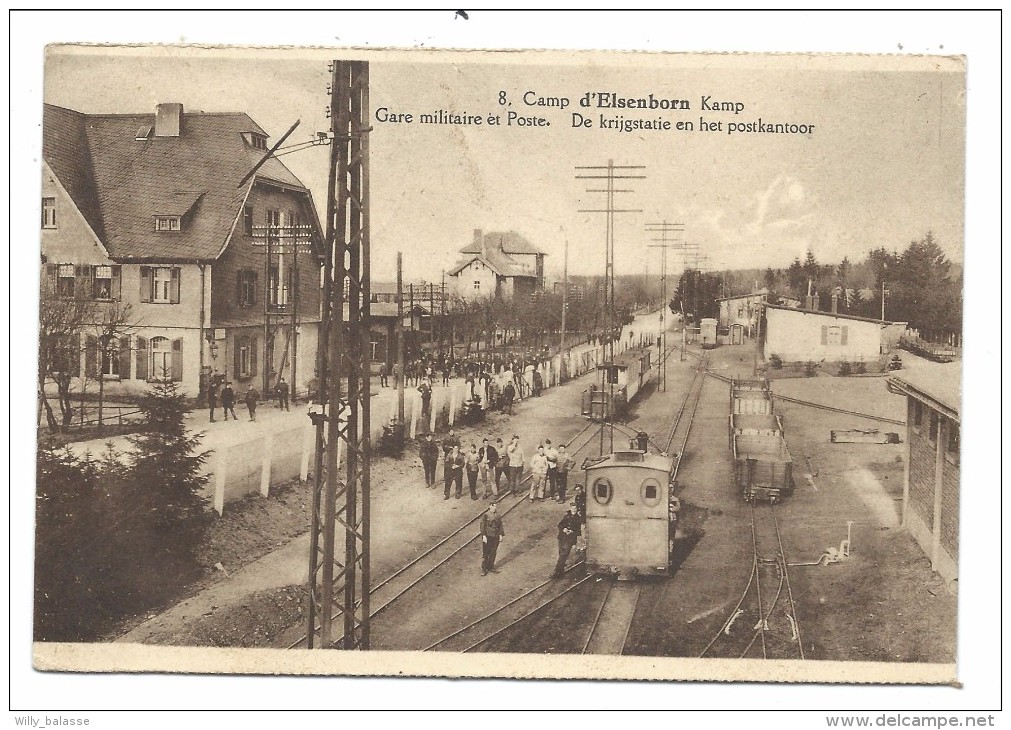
[762,303,902,363]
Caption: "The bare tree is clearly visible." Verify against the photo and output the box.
[38,279,95,431]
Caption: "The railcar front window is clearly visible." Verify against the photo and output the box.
[641,479,661,507]
[593,478,612,505]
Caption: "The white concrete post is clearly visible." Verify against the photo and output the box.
[409,390,420,439]
[449,384,459,426]
[214,451,228,516]
[430,393,438,433]
[260,433,273,498]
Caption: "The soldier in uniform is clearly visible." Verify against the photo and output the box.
[480,502,505,575]
[419,432,439,487]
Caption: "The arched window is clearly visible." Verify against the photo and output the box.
[592,477,613,506]
[150,337,171,380]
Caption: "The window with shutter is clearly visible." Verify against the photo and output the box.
[234,336,243,378]
[150,337,171,380]
[171,338,184,382]
[136,337,148,380]
[85,335,98,378]
[840,326,849,346]
[119,337,132,379]
[139,267,152,302]
[170,268,181,304]
[250,337,258,377]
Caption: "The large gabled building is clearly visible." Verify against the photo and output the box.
[41,102,324,399]
[448,229,546,299]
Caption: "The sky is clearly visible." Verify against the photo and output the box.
[44,46,965,285]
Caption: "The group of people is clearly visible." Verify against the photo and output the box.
[207,376,291,423]
[418,429,586,578]
[419,431,576,504]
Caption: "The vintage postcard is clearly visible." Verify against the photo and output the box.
[32,43,965,685]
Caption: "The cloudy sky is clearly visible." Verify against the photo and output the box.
[45,47,965,283]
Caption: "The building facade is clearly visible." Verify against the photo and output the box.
[41,102,324,400]
[716,291,767,334]
[887,363,960,583]
[448,229,546,299]
[761,303,902,363]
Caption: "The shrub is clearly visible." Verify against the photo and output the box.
[804,361,818,377]
[838,361,853,376]
[769,353,783,370]
[856,362,868,375]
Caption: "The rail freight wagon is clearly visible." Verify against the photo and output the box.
[700,318,719,349]
[728,412,784,448]
[581,346,653,421]
[732,432,795,503]
[730,378,774,415]
[583,448,677,579]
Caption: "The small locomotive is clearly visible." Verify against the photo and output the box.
[582,435,679,580]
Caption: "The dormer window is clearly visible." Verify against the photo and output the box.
[241,132,268,150]
[155,216,181,232]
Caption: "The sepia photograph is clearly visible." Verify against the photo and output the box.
[11,8,1002,721]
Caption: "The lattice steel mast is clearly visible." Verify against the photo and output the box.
[307,59,372,650]
[576,160,644,455]
[646,221,687,392]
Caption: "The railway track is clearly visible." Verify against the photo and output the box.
[458,352,710,655]
[697,503,804,660]
[287,418,602,649]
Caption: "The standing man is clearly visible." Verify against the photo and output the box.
[207,378,219,423]
[493,438,508,494]
[418,380,433,427]
[529,445,549,502]
[443,444,465,500]
[544,439,559,499]
[465,443,481,500]
[506,435,524,496]
[442,428,461,458]
[419,432,439,487]
[221,382,238,421]
[553,509,580,577]
[555,444,575,503]
[479,502,505,576]
[502,380,515,415]
[275,376,290,411]
[378,362,389,388]
[479,437,499,499]
[244,385,260,422]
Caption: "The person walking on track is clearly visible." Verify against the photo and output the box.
[419,432,439,487]
[506,435,524,495]
[480,502,505,576]
[553,509,580,577]
[221,382,237,421]
[529,445,549,502]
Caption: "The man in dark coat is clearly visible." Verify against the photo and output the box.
[207,380,219,423]
[244,386,260,422]
[221,382,237,421]
[502,381,515,415]
[553,509,580,578]
[275,377,290,411]
[419,432,440,487]
[418,381,433,427]
[442,429,461,457]
[480,503,505,575]
[443,445,465,500]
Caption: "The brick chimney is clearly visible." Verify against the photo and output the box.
[155,103,183,137]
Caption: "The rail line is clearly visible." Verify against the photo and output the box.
[287,418,601,649]
[697,503,804,660]
[456,351,710,656]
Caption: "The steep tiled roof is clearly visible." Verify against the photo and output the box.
[459,230,545,256]
[42,103,314,261]
[447,248,534,278]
